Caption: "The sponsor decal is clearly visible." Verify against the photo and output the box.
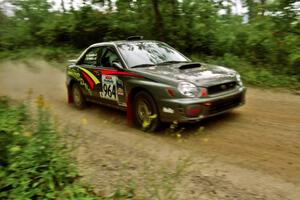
[81,71,95,89]
[68,67,101,92]
[103,77,113,84]
[118,102,127,107]
[68,69,81,80]
[117,81,124,88]
[117,88,124,96]
[117,79,125,96]
[100,75,118,101]
[79,67,100,85]
[68,69,92,94]
[104,75,112,80]
[116,79,126,105]
[162,107,175,114]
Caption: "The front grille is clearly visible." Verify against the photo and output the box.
[207,81,237,95]
[207,94,243,115]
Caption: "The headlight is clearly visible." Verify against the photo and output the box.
[178,82,199,97]
[236,74,243,86]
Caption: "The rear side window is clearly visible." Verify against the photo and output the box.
[81,48,102,65]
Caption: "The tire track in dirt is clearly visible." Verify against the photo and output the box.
[0,60,300,199]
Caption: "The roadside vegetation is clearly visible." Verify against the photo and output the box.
[0,0,299,90]
[0,96,97,199]
[0,96,147,199]
[0,95,189,199]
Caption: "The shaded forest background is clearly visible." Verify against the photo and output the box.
[0,0,299,88]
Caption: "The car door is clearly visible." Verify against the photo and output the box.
[95,46,127,108]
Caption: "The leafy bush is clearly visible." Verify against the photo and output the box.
[0,97,96,200]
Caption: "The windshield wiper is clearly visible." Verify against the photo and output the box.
[131,64,156,68]
[157,61,190,65]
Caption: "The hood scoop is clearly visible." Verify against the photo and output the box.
[179,63,201,70]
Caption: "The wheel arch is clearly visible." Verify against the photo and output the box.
[126,86,157,125]
[127,86,161,131]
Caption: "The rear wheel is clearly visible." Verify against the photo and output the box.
[72,83,86,109]
[133,91,161,132]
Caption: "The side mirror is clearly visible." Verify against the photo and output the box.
[112,62,123,70]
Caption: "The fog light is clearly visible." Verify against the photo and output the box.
[186,106,202,117]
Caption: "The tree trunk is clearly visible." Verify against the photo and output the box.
[70,0,74,12]
[260,0,266,16]
[61,0,66,13]
[245,0,255,22]
[151,0,165,41]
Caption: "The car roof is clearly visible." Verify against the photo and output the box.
[89,40,163,48]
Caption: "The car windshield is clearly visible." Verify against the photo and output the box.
[117,42,189,68]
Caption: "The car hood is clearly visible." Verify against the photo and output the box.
[131,62,238,87]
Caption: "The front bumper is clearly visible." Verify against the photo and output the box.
[158,87,246,123]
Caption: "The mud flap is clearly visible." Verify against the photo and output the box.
[67,87,74,103]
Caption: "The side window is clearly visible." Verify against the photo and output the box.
[100,47,122,68]
[81,48,102,66]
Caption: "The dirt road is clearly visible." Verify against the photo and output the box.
[1,60,300,199]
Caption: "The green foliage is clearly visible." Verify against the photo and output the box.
[0,97,142,199]
[0,0,299,88]
[0,97,96,199]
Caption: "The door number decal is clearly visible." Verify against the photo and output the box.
[100,75,118,101]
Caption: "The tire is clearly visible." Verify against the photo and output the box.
[72,83,86,109]
[133,91,161,132]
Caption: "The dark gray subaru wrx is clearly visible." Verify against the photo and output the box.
[66,37,246,131]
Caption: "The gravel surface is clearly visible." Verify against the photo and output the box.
[0,59,299,199]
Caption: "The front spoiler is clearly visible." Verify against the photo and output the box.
[158,87,246,123]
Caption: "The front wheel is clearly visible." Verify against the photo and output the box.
[72,83,86,109]
[133,91,161,132]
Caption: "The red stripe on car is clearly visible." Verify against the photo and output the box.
[93,69,144,78]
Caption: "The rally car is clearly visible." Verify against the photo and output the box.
[66,36,246,131]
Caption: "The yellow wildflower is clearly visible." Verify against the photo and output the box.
[36,95,45,108]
